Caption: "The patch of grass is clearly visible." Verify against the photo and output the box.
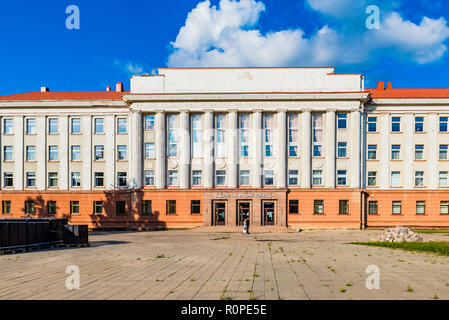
[340,288,346,293]
[346,282,352,287]
[433,293,439,300]
[414,230,449,234]
[407,285,414,293]
[253,274,259,278]
[190,278,195,282]
[211,236,231,241]
[155,254,167,259]
[351,241,449,256]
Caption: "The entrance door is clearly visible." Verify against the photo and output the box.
[238,202,251,226]
[214,202,226,226]
[263,202,275,226]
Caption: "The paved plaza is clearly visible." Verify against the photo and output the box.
[0,229,448,300]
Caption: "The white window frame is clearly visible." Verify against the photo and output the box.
[239,170,250,186]
[288,113,299,157]
[240,114,250,157]
[71,118,81,134]
[312,113,323,157]
[216,170,226,186]
[415,144,424,160]
[192,170,202,186]
[215,114,226,158]
[312,170,323,186]
[192,114,203,158]
[288,170,299,186]
[415,171,424,187]
[391,171,401,187]
[167,114,179,157]
[264,114,274,158]
[48,118,59,134]
[168,170,178,186]
[145,170,155,186]
[367,171,377,187]
[49,146,58,161]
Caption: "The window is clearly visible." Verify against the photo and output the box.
[4,173,13,187]
[367,145,377,160]
[49,118,58,134]
[166,200,176,215]
[71,172,81,187]
[145,170,155,186]
[415,171,424,187]
[71,145,81,161]
[71,118,81,134]
[2,201,11,215]
[312,113,323,157]
[337,142,347,158]
[117,145,127,161]
[391,145,401,160]
[142,200,152,215]
[439,145,448,160]
[117,172,127,187]
[26,118,36,134]
[49,146,58,161]
[3,119,13,134]
[168,170,178,186]
[191,200,201,214]
[25,200,35,214]
[288,170,299,186]
[337,170,347,186]
[415,145,424,160]
[240,114,250,157]
[240,170,250,186]
[4,146,13,161]
[192,114,203,158]
[288,113,299,157]
[391,171,401,187]
[367,171,377,187]
[94,118,104,134]
[264,114,274,157]
[70,201,79,215]
[116,201,126,215]
[367,117,377,132]
[48,172,58,187]
[337,113,347,129]
[93,201,103,215]
[26,172,36,187]
[439,171,448,187]
[145,143,155,159]
[47,201,57,215]
[26,146,36,161]
[392,201,402,215]
[94,145,104,161]
[441,201,449,214]
[415,116,424,132]
[339,200,349,214]
[117,118,127,134]
[312,170,322,186]
[94,172,104,187]
[216,114,226,158]
[192,170,202,186]
[216,170,226,186]
[145,114,155,130]
[440,117,448,132]
[264,170,274,186]
[416,201,426,215]
[314,200,324,214]
[289,200,299,214]
[368,201,378,215]
[391,117,401,132]
[167,114,178,157]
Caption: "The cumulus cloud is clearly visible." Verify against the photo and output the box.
[113,59,146,75]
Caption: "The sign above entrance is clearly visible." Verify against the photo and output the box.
[214,193,274,199]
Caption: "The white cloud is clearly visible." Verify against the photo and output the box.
[306,0,364,18]
[113,59,146,75]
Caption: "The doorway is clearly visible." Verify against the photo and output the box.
[237,201,251,226]
[263,201,275,226]
[213,201,226,226]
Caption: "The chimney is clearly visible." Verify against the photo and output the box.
[106,86,111,92]
[376,81,385,91]
[41,87,50,92]
[116,82,123,93]
[386,82,392,90]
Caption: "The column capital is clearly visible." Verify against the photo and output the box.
[276,109,288,113]
[326,108,337,113]
[204,109,214,113]
[253,109,263,113]
[227,109,238,113]
[179,109,190,113]
[154,109,165,114]
[302,108,312,113]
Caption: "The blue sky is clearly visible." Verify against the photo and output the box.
[1,0,449,95]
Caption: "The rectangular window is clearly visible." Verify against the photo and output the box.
[367,117,377,132]
[145,114,155,130]
[145,143,155,159]
[25,200,35,214]
[4,173,13,187]
[391,117,401,132]
[26,172,36,187]
[391,171,401,187]
[440,117,448,132]
[288,170,299,186]
[48,172,58,187]
[439,145,448,160]
[312,113,323,157]
[240,114,250,157]
[94,118,104,134]
[192,114,203,158]
[240,170,250,186]
[216,114,226,158]
[71,118,81,134]
[337,170,347,186]
[392,201,402,215]
[337,142,347,158]
[71,145,81,161]
[26,118,36,134]
[314,200,324,214]
[26,146,36,161]
[264,113,274,157]
[288,113,299,157]
[367,145,377,160]
[49,146,58,161]
[71,172,81,187]
[391,144,401,160]
[142,200,152,215]
[192,170,202,186]
[167,114,178,157]
[339,200,349,214]
[2,201,11,215]
[168,170,178,186]
[216,170,226,186]
[416,201,426,215]
[145,170,155,186]
[47,201,57,215]
[289,200,299,214]
[337,113,347,129]
[116,201,126,215]
[94,172,104,187]
[117,172,127,187]
[367,171,377,187]
[264,170,274,186]
[93,201,103,215]
[439,171,448,187]
[415,171,424,187]
[49,118,58,134]
[312,170,323,186]
[3,119,13,134]
[441,201,449,215]
[368,201,378,215]
[166,200,176,215]
[94,145,104,161]
[191,200,201,214]
[117,145,127,161]
[4,146,13,161]
[70,201,79,215]
[415,144,424,160]
[117,118,127,134]
[415,116,424,132]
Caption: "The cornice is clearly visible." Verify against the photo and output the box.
[0,100,127,108]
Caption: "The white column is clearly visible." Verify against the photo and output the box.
[350,109,361,188]
[227,110,238,188]
[36,116,46,190]
[14,116,24,190]
[301,109,312,188]
[129,111,143,189]
[155,110,166,189]
[59,116,69,190]
[252,110,262,188]
[276,110,287,188]
[203,110,214,188]
[428,113,438,189]
[105,115,116,190]
[179,110,191,189]
[82,116,92,190]
[325,109,336,188]
[379,113,390,189]
[403,113,414,189]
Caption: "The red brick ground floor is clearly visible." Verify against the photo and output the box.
[0,188,448,229]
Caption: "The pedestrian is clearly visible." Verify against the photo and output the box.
[245,218,250,234]
[242,218,248,234]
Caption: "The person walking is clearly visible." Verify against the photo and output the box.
[242,218,248,234]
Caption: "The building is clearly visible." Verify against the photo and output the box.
[0,67,448,230]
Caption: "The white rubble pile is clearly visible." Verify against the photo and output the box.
[374,226,424,242]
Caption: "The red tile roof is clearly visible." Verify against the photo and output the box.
[0,91,129,101]
[367,88,449,99]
